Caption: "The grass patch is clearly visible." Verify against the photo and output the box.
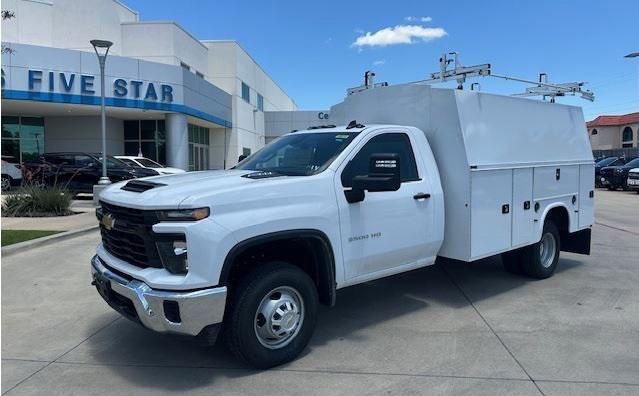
[1,230,62,246]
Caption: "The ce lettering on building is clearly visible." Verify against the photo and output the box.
[24,69,174,102]
[318,111,329,120]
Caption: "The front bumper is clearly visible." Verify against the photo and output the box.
[91,255,227,336]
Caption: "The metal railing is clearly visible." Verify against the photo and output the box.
[593,148,639,160]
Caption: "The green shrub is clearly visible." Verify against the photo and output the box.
[2,184,73,217]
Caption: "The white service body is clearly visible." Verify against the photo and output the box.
[330,84,595,261]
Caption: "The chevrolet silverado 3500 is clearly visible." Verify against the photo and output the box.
[92,84,594,368]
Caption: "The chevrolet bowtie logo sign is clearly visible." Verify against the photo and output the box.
[101,213,116,231]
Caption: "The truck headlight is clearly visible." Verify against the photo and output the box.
[156,207,210,221]
[156,239,188,274]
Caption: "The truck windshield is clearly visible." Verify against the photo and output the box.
[235,132,359,176]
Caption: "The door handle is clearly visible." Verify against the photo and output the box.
[413,193,431,200]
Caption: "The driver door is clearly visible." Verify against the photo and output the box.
[334,130,436,282]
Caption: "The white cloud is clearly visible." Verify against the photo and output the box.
[373,59,386,66]
[405,16,433,22]
[352,25,447,48]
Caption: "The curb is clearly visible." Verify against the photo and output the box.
[2,225,99,257]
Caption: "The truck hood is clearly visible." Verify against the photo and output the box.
[99,169,283,209]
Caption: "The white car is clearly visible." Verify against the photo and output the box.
[627,168,639,193]
[1,159,23,191]
[115,156,185,175]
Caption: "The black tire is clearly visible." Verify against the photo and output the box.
[501,249,523,274]
[520,221,560,279]
[224,261,318,369]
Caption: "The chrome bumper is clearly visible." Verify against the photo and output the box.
[91,255,227,336]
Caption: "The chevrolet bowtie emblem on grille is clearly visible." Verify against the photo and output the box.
[101,213,116,231]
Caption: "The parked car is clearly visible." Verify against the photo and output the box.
[115,156,185,175]
[92,85,593,369]
[1,157,23,191]
[599,157,639,190]
[625,167,639,193]
[594,157,626,187]
[24,152,159,193]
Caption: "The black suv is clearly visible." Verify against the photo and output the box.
[24,152,159,193]
[594,157,627,187]
[599,157,639,191]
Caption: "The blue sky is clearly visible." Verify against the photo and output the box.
[126,0,638,121]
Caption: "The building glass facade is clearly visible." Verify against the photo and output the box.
[123,120,167,164]
[1,116,45,164]
[188,124,210,171]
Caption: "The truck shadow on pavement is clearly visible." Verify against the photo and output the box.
[84,255,582,391]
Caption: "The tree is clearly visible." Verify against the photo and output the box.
[2,10,16,54]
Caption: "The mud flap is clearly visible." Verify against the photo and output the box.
[561,228,591,255]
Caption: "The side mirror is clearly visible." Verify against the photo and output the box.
[345,153,401,203]
[238,154,248,162]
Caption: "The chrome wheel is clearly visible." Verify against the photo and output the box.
[254,286,304,349]
[539,232,557,269]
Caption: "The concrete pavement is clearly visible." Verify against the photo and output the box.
[2,191,638,395]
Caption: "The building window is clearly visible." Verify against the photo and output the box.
[591,129,598,135]
[188,124,210,171]
[180,61,191,71]
[257,93,264,111]
[622,126,634,147]
[1,116,45,164]
[196,71,204,79]
[123,120,166,164]
[242,147,251,157]
[241,82,250,103]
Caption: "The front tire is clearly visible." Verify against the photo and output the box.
[521,221,560,279]
[225,261,318,369]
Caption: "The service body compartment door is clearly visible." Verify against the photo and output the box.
[578,164,595,228]
[533,165,580,199]
[470,169,512,258]
[511,168,534,247]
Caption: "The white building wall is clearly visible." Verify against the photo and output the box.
[1,0,138,55]
[264,110,331,144]
[1,0,54,48]
[121,22,209,75]
[203,41,297,166]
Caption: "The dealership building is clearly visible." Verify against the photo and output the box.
[0,0,329,171]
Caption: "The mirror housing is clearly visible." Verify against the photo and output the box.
[238,154,248,162]
[344,153,401,203]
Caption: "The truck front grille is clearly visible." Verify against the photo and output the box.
[99,202,163,269]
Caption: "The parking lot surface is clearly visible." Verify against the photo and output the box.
[2,189,638,395]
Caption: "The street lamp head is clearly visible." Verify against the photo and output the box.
[624,52,639,58]
[90,39,113,49]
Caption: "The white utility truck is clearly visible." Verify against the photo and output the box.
[92,83,594,368]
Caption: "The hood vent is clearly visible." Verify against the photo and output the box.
[121,180,166,193]
[242,171,283,179]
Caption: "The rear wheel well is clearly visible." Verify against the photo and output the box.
[544,206,569,243]
[221,230,336,306]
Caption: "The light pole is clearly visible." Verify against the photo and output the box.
[90,39,113,185]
